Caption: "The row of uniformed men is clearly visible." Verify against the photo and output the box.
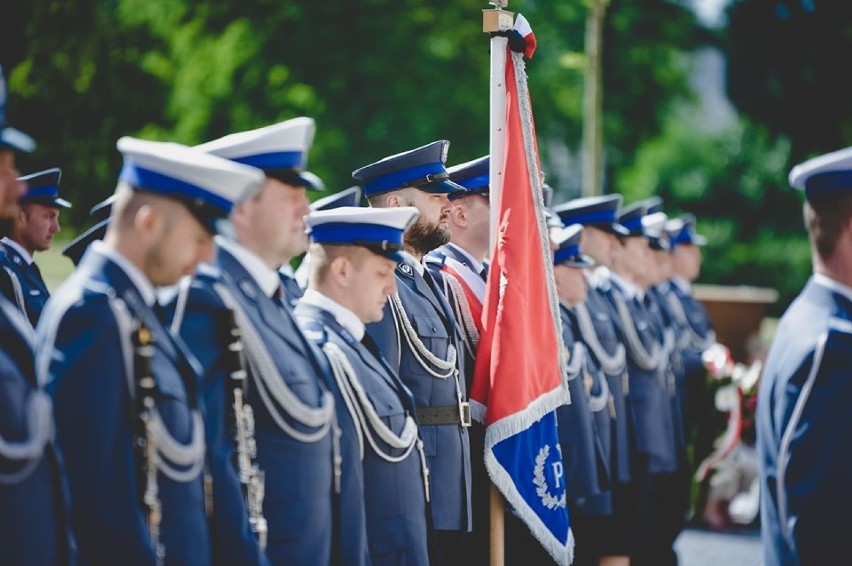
[0,76,718,566]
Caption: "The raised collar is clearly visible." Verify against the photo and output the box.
[91,241,157,307]
[444,242,484,274]
[1,237,33,265]
[216,236,280,298]
[399,250,425,276]
[300,288,365,341]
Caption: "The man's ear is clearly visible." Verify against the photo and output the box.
[451,201,466,227]
[329,254,352,287]
[385,193,402,208]
[134,204,161,244]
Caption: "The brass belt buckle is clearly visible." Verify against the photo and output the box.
[459,402,472,427]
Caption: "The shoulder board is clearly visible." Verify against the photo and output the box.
[424,252,447,267]
[300,319,328,345]
[828,316,852,335]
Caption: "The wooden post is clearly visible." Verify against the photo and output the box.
[582,0,609,197]
[482,3,512,565]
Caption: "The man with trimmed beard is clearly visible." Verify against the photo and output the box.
[353,140,472,566]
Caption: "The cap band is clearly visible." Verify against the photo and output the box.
[232,150,304,170]
[365,162,447,195]
[120,162,231,216]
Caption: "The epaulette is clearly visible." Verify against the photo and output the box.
[195,262,222,280]
[300,318,328,346]
[425,252,447,268]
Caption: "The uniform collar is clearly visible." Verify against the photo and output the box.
[671,275,692,295]
[279,263,296,278]
[813,273,852,306]
[445,242,484,274]
[1,237,34,265]
[399,250,425,276]
[216,236,280,298]
[91,240,157,307]
[609,270,640,300]
[300,288,365,341]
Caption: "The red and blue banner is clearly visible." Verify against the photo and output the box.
[471,15,574,565]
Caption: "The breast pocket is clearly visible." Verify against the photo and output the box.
[402,314,450,378]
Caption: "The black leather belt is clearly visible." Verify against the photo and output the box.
[417,403,472,427]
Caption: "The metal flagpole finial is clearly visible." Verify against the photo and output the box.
[483,0,513,33]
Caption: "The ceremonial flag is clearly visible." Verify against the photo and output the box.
[472,14,573,565]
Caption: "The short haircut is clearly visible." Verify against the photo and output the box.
[803,192,852,259]
[308,242,373,285]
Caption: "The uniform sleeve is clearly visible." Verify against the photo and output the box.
[785,329,852,564]
[43,294,157,566]
[176,283,270,566]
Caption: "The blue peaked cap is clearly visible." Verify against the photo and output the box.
[447,155,489,200]
[617,201,649,237]
[118,136,264,234]
[18,168,71,208]
[311,186,362,212]
[553,194,629,236]
[352,140,466,198]
[61,194,116,265]
[789,146,852,199]
[552,224,595,267]
[0,66,36,154]
[666,214,707,247]
[305,206,419,262]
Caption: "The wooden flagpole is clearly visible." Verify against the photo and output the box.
[482,3,513,565]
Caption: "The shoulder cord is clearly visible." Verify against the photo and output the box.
[610,292,664,372]
[322,342,430,502]
[441,271,480,354]
[665,292,717,350]
[388,292,458,379]
[0,389,52,484]
[2,265,29,322]
[574,302,627,375]
[212,283,335,442]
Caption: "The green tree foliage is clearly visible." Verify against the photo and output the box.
[6,0,698,228]
[725,0,852,161]
[618,116,811,313]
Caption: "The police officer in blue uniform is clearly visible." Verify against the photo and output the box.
[758,146,852,566]
[353,140,472,566]
[0,71,71,565]
[0,167,70,326]
[295,206,431,565]
[37,137,263,566]
[291,185,363,295]
[172,118,340,566]
[425,155,491,566]
[554,194,633,564]
[609,201,680,566]
[550,223,615,566]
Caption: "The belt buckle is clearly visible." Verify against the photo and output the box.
[458,402,472,427]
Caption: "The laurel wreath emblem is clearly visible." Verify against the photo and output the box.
[533,445,566,510]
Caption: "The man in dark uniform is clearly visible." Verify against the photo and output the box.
[609,201,680,566]
[37,136,263,565]
[61,195,115,266]
[172,118,340,565]
[554,194,632,566]
[550,223,615,566]
[354,140,472,565]
[0,67,70,566]
[0,167,70,326]
[295,205,431,565]
[758,146,852,565]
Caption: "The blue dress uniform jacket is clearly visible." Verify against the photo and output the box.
[582,283,632,485]
[557,304,609,503]
[278,269,304,310]
[0,241,50,327]
[0,297,69,566]
[173,246,334,566]
[296,302,430,566]
[365,256,472,533]
[606,283,678,476]
[37,246,210,566]
[758,278,852,566]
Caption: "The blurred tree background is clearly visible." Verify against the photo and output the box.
[1,0,851,311]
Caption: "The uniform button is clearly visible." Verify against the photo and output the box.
[431,325,437,332]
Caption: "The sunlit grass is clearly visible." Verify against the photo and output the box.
[34,234,75,292]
